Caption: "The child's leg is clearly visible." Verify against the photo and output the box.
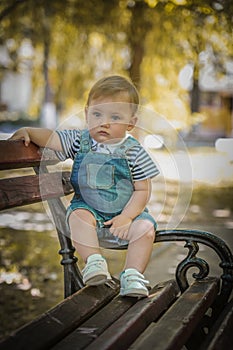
[124,219,155,273]
[69,208,100,262]
[69,209,110,285]
[120,220,155,297]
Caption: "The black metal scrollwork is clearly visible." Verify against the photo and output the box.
[156,229,233,303]
[175,240,209,293]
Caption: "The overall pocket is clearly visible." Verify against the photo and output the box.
[87,163,114,189]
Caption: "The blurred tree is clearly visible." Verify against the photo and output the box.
[176,0,233,115]
[135,0,233,131]
[0,0,232,131]
[123,0,152,89]
[0,0,123,123]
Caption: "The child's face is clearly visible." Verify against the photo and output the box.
[85,93,137,144]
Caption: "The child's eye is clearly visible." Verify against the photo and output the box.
[93,112,102,118]
[111,115,121,121]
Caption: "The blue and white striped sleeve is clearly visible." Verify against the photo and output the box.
[127,146,160,181]
[55,129,81,161]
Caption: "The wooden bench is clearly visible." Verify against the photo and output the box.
[0,139,232,350]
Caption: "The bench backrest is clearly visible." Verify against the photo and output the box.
[0,140,73,210]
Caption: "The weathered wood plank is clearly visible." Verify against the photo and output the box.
[204,298,233,349]
[84,280,179,350]
[0,282,120,350]
[130,277,220,350]
[53,295,138,350]
[0,140,58,170]
[0,172,73,210]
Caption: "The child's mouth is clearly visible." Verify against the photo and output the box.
[98,131,109,136]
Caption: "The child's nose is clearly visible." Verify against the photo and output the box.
[100,117,110,128]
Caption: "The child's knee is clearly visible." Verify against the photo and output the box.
[130,219,155,242]
[144,224,155,241]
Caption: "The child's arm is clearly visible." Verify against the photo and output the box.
[9,127,62,151]
[122,179,151,219]
[104,178,152,238]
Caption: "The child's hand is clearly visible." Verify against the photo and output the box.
[8,128,31,146]
[104,214,132,240]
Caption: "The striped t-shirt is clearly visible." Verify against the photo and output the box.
[56,129,159,181]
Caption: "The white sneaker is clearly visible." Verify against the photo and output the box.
[120,268,149,297]
[82,254,111,286]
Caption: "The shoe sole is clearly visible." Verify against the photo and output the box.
[120,288,149,298]
[84,274,108,286]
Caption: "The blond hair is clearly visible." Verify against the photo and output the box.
[86,75,139,113]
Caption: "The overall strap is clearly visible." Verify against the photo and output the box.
[79,129,92,153]
[114,136,140,155]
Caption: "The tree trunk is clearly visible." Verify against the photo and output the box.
[190,78,200,113]
[127,2,151,90]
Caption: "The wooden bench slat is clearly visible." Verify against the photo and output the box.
[0,140,58,170]
[0,172,73,210]
[129,277,220,350]
[53,295,138,350]
[82,280,179,350]
[204,298,233,349]
[0,282,120,350]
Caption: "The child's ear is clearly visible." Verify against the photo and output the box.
[127,116,137,131]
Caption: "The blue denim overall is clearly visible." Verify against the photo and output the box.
[67,129,156,248]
